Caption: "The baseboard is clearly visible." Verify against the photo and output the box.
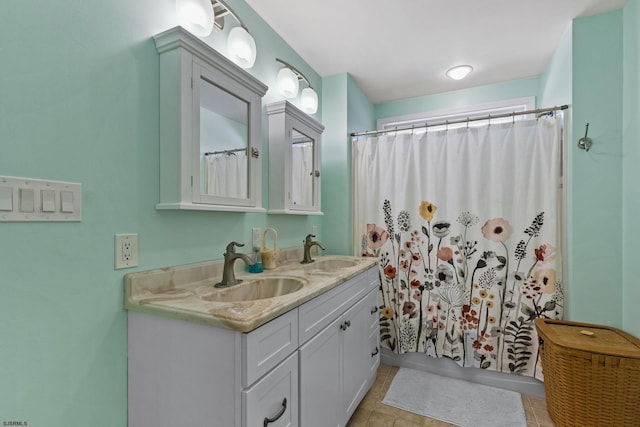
[381,349,545,397]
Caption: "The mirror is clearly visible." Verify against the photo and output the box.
[199,78,249,199]
[290,128,315,207]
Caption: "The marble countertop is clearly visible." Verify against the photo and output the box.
[124,249,377,332]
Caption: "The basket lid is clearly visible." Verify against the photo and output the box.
[535,319,640,359]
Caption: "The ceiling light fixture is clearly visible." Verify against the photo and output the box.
[276,58,318,114]
[446,65,473,80]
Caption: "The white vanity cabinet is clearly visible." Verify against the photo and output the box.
[127,266,380,427]
[298,268,380,427]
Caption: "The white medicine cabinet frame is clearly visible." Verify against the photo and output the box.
[267,100,325,215]
[154,26,268,212]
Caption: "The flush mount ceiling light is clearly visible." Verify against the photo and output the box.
[276,58,318,114]
[446,65,473,80]
[176,0,215,37]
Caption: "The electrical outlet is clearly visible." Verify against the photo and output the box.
[311,226,318,237]
[115,233,138,269]
[252,227,262,248]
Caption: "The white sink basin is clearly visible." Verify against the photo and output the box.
[202,277,305,302]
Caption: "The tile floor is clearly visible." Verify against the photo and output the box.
[347,364,556,427]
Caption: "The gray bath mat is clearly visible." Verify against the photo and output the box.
[382,367,527,427]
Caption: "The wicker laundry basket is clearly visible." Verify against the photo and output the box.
[535,319,640,427]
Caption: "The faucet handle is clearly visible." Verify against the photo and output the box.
[226,241,244,253]
[304,234,316,243]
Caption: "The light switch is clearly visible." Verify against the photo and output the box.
[60,191,74,213]
[0,186,12,211]
[41,189,56,212]
[19,188,35,212]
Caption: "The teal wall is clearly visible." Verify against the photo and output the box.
[0,0,323,425]
[623,0,640,337]
[1,0,638,424]
[320,74,375,255]
[375,78,540,119]
[570,10,624,326]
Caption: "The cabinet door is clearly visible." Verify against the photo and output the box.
[243,352,299,427]
[299,315,342,427]
[341,295,371,422]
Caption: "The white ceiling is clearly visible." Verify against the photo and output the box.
[245,0,627,104]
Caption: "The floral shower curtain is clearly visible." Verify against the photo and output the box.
[353,116,564,380]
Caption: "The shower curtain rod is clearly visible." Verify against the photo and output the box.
[350,104,569,137]
[204,147,247,156]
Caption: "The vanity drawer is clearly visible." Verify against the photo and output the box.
[243,352,299,427]
[242,308,298,388]
[298,273,368,344]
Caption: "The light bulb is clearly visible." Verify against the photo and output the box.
[446,65,473,80]
[176,0,214,37]
[277,67,299,99]
[227,27,256,69]
[300,87,318,114]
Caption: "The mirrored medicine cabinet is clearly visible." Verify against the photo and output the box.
[267,101,325,215]
[154,26,268,212]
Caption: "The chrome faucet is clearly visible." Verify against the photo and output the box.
[301,234,326,264]
[215,242,254,288]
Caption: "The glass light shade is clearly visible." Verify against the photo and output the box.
[227,27,257,69]
[176,0,215,37]
[300,87,318,114]
[446,65,473,80]
[277,67,299,99]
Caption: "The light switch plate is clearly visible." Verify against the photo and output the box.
[115,234,138,269]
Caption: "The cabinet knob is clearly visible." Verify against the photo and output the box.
[371,347,379,357]
[263,398,287,426]
[371,306,378,314]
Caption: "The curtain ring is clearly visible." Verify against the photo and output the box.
[445,120,449,131]
[466,117,470,129]
[512,112,515,124]
[411,124,415,135]
[394,126,398,138]
[488,114,491,126]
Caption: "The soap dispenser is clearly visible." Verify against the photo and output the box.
[247,246,263,273]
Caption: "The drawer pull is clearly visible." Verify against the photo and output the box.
[371,306,378,314]
[339,320,351,331]
[371,346,379,357]
[263,398,287,426]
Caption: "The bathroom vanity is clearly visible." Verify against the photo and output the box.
[125,255,379,427]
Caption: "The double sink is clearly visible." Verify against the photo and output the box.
[204,258,360,302]
[124,255,375,332]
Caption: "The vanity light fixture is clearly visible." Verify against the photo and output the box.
[174,0,257,68]
[176,0,215,37]
[276,58,318,114]
[212,0,257,69]
[446,64,473,80]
